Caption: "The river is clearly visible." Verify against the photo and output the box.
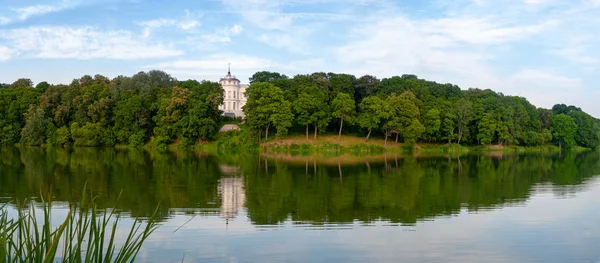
[1,147,599,263]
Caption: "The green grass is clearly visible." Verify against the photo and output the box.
[0,187,158,263]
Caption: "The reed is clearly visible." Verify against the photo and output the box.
[0,188,158,263]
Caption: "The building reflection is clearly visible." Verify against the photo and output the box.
[218,165,246,223]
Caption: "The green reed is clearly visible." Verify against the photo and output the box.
[0,189,158,263]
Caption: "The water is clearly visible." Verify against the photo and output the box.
[1,147,600,263]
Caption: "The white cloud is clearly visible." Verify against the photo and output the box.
[0,26,182,60]
[229,24,243,34]
[0,46,17,61]
[421,18,556,45]
[13,0,79,21]
[149,53,277,81]
[504,69,582,108]
[200,25,244,43]
[334,16,500,85]
[136,10,201,37]
[221,0,292,30]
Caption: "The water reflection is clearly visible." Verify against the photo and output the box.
[0,147,599,227]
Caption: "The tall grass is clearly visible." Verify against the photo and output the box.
[0,189,158,263]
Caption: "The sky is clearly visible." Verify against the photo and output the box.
[0,0,599,116]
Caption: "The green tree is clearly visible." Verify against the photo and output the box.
[243,82,292,141]
[358,96,390,142]
[20,107,53,146]
[403,119,426,144]
[9,78,34,89]
[331,92,356,140]
[455,99,473,144]
[249,71,289,84]
[568,110,600,149]
[551,114,578,149]
[477,113,497,145]
[423,108,441,142]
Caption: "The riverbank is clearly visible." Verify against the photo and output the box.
[192,127,590,156]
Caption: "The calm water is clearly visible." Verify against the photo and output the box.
[1,147,600,263]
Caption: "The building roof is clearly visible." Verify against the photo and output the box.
[220,64,240,82]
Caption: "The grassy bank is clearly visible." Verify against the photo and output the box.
[188,125,590,156]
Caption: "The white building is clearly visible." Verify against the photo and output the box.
[218,66,248,118]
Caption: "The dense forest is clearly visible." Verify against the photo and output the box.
[1,70,599,149]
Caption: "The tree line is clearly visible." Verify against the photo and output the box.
[1,70,599,149]
[0,71,223,148]
[244,71,600,149]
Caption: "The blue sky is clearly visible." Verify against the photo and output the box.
[0,0,599,116]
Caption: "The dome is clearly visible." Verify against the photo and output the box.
[220,64,240,82]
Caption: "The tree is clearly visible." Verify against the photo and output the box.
[292,85,330,139]
[249,71,289,84]
[35,81,50,93]
[331,92,356,140]
[403,119,425,144]
[551,114,578,149]
[271,100,294,138]
[9,78,33,89]
[423,108,441,142]
[292,85,328,140]
[20,106,52,146]
[568,110,600,149]
[354,75,380,103]
[358,96,390,142]
[455,99,473,144]
[477,113,496,145]
[385,91,421,145]
[243,82,292,141]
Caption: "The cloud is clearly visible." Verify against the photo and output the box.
[13,0,79,21]
[136,10,201,37]
[148,53,277,81]
[503,69,587,112]
[200,25,244,43]
[0,46,17,61]
[421,18,556,45]
[334,16,500,84]
[0,26,182,60]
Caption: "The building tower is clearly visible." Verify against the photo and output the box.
[219,64,248,118]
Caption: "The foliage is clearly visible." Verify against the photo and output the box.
[20,107,53,146]
[331,92,356,139]
[243,82,293,140]
[551,114,578,149]
[1,70,599,149]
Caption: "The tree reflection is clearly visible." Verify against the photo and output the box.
[0,148,599,225]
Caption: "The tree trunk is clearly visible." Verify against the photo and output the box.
[395,133,399,144]
[384,129,388,146]
[559,139,562,150]
[338,159,343,183]
[314,125,318,140]
[265,124,270,141]
[365,128,372,142]
[338,117,344,141]
[306,122,309,140]
[457,129,463,144]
